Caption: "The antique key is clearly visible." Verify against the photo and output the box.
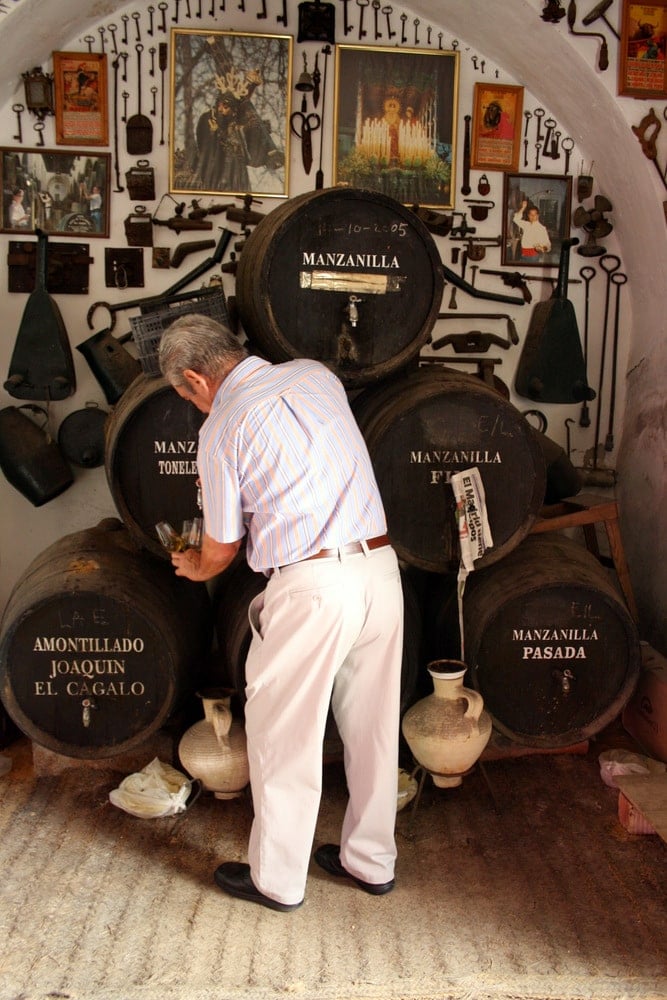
[561,136,574,173]
[98,26,106,52]
[121,13,130,45]
[147,6,155,35]
[357,0,369,39]
[158,2,169,30]
[400,12,407,42]
[383,4,396,38]
[371,0,381,38]
[132,11,142,41]
[12,103,24,143]
[413,17,420,44]
[276,0,287,26]
[108,23,119,54]
[149,46,156,75]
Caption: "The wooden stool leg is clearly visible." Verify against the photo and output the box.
[604,518,639,623]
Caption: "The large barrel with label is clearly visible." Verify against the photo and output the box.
[352,367,546,573]
[449,534,641,747]
[105,374,204,558]
[0,519,212,758]
[235,187,444,388]
[213,558,423,715]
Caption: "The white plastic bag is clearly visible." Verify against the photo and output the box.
[109,757,192,818]
[598,749,666,788]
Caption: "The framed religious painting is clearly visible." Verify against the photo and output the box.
[501,172,572,268]
[53,52,109,146]
[618,0,667,98]
[0,147,111,238]
[333,44,459,209]
[169,28,292,199]
[470,82,523,172]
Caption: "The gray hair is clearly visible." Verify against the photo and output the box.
[158,313,248,387]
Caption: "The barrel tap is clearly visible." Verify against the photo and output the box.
[346,294,362,327]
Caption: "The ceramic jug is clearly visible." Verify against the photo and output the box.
[178,689,249,799]
[401,660,492,787]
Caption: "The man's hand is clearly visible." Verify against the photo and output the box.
[171,533,242,581]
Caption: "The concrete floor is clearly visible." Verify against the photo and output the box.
[0,724,665,1000]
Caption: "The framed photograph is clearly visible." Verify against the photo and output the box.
[53,52,109,146]
[501,172,573,268]
[169,28,292,199]
[0,147,111,238]
[470,82,523,172]
[333,44,459,209]
[618,0,667,98]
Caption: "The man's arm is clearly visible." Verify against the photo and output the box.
[171,532,242,581]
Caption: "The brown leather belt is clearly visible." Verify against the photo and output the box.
[303,533,391,561]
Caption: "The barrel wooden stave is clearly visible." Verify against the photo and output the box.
[0,520,211,758]
[353,368,546,573]
[105,374,204,558]
[235,188,444,388]
[457,534,641,747]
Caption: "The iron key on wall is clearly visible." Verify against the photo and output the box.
[148,6,155,35]
[383,5,395,38]
[372,0,381,39]
[357,0,369,39]
[108,23,119,53]
[12,103,24,143]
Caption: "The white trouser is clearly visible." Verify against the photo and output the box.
[243,544,404,906]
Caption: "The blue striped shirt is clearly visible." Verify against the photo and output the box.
[198,356,386,571]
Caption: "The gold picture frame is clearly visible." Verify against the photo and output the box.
[470,82,523,173]
[333,44,459,209]
[53,52,109,147]
[169,28,292,199]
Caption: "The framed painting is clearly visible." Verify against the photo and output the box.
[618,0,667,98]
[169,28,292,199]
[53,52,109,146]
[502,172,573,268]
[333,44,459,209]
[0,147,111,238]
[470,82,523,172]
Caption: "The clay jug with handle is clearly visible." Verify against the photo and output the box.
[178,689,249,799]
[402,660,492,787]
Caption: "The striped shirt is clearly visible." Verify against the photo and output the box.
[198,356,386,572]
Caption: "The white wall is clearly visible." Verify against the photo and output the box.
[0,0,665,649]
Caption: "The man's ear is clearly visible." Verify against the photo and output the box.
[182,368,208,395]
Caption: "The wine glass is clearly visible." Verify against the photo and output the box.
[155,521,185,552]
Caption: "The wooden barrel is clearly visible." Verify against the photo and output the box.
[213,558,423,715]
[352,367,546,573]
[234,187,444,388]
[450,534,641,748]
[105,374,204,558]
[0,520,212,759]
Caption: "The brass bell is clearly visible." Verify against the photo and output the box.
[295,52,314,92]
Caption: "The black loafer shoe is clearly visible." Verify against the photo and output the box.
[314,844,395,895]
[214,862,303,912]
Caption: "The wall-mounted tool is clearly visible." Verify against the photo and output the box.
[297,0,336,43]
[127,44,153,153]
[480,267,582,304]
[86,228,234,330]
[461,114,472,195]
[111,56,124,192]
[125,205,154,246]
[170,239,217,267]
[578,265,596,427]
[8,240,92,295]
[582,0,620,39]
[4,229,76,402]
[463,198,495,221]
[125,159,156,200]
[431,312,519,350]
[315,44,331,189]
[631,107,667,193]
[439,263,525,307]
[104,247,145,288]
[514,237,596,403]
[567,0,609,70]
